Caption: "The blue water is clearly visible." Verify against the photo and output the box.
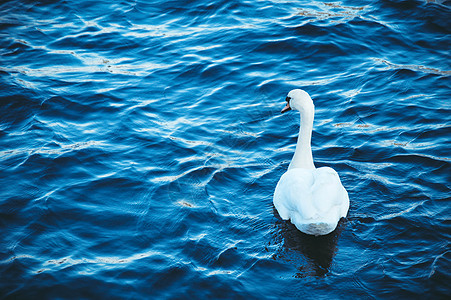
[1,0,450,298]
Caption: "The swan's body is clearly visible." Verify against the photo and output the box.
[273,89,349,236]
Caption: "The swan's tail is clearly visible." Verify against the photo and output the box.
[296,222,337,236]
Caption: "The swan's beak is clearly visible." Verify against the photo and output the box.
[281,102,291,113]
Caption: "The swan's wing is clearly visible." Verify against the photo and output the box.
[273,169,316,220]
[312,167,349,217]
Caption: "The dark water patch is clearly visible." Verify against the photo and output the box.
[0,94,40,129]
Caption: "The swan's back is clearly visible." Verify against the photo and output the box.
[273,167,349,236]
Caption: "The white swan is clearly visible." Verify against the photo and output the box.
[273,89,349,236]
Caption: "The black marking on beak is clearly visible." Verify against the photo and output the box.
[281,97,291,113]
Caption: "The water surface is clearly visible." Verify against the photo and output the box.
[1,0,450,298]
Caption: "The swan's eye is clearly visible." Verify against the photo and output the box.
[285,96,291,102]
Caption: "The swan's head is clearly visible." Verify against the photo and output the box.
[281,89,314,114]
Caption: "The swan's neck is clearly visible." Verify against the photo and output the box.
[288,110,315,170]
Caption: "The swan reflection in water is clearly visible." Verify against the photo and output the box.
[271,210,347,278]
